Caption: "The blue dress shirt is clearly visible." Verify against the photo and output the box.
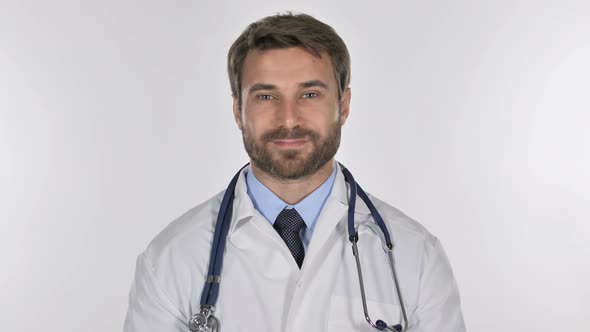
[245,163,337,249]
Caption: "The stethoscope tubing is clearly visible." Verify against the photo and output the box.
[341,165,408,331]
[341,165,392,247]
[200,164,249,306]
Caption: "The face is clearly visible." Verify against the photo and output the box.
[233,47,351,180]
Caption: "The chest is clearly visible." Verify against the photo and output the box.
[208,217,412,332]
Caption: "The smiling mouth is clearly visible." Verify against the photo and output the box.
[271,138,309,148]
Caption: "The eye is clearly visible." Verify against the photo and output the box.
[302,92,319,99]
[256,94,275,100]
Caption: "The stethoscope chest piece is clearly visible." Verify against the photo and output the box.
[188,305,220,332]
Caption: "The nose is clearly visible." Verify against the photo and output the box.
[276,98,301,129]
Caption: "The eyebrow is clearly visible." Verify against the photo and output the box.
[248,83,277,93]
[247,80,329,94]
[299,80,329,89]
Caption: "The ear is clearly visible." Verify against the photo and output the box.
[339,87,351,125]
[232,96,243,130]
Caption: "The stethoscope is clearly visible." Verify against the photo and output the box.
[188,163,409,332]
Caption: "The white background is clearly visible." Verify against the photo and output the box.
[1,0,589,331]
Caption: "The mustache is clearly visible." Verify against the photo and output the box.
[262,127,318,141]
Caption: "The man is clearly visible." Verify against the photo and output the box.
[124,13,465,332]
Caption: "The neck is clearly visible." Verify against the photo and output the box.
[250,160,335,205]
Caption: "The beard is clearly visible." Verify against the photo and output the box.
[242,120,341,180]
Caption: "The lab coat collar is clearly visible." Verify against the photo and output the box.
[332,162,371,215]
[229,167,257,235]
[228,162,371,237]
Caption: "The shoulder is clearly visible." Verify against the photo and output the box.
[362,191,439,251]
[128,191,227,316]
[142,190,225,268]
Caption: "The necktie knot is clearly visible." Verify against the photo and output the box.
[274,208,306,268]
[274,208,306,233]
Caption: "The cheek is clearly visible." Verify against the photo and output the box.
[315,108,341,129]
[242,110,275,133]
[242,116,267,138]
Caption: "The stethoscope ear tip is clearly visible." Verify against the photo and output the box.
[376,320,387,330]
[378,320,402,331]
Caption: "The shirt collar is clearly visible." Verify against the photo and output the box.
[245,162,338,231]
[228,162,371,236]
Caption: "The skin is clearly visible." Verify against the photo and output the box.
[233,47,351,204]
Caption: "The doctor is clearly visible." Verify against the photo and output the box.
[124,12,466,332]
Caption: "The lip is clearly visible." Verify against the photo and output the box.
[271,138,309,148]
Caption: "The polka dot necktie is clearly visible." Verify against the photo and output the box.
[273,208,306,268]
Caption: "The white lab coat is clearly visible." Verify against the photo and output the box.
[124,165,466,332]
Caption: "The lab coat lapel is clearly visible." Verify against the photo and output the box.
[302,165,349,268]
[227,167,303,274]
[303,163,373,269]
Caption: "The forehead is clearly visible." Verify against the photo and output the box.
[241,47,335,89]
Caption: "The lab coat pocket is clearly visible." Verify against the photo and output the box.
[325,295,401,332]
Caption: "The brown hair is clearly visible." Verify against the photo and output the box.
[227,12,351,108]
